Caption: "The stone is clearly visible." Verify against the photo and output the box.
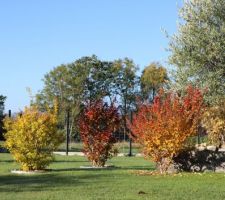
[167,164,179,174]
[215,167,225,173]
[206,146,217,151]
[79,165,114,169]
[197,146,206,151]
[11,169,46,175]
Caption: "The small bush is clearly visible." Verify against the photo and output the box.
[79,100,120,167]
[4,106,63,171]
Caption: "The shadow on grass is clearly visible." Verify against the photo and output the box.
[0,173,101,193]
[50,165,154,172]
[0,160,15,163]
[117,166,155,171]
[57,148,82,152]
[53,160,88,163]
[0,168,154,193]
[0,159,88,163]
[50,167,113,172]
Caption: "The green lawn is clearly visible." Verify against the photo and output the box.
[57,141,142,154]
[1,154,225,199]
[2,140,141,154]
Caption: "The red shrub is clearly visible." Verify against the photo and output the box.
[79,100,120,167]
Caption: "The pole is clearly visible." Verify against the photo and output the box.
[66,109,70,156]
[128,110,133,157]
[8,110,11,118]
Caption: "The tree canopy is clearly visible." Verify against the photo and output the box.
[141,62,168,102]
[35,56,139,137]
[169,0,225,105]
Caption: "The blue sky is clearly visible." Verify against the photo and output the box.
[0,0,183,112]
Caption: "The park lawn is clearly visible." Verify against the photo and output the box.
[1,154,225,200]
[57,141,142,154]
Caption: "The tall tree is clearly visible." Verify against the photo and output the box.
[112,58,139,137]
[0,95,6,140]
[169,0,225,105]
[75,55,114,103]
[141,62,168,102]
[35,62,88,136]
[35,55,115,137]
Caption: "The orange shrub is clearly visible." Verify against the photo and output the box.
[129,86,204,173]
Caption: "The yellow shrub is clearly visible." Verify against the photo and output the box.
[4,106,63,171]
[201,101,225,147]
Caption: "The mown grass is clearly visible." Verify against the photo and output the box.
[1,140,141,154]
[58,141,142,154]
[1,153,225,200]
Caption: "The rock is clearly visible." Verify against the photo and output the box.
[203,169,213,173]
[196,146,206,151]
[215,167,225,173]
[206,146,217,151]
[190,165,201,172]
[11,169,46,174]
[167,164,179,174]
[219,148,225,152]
[201,143,207,147]
[79,165,114,169]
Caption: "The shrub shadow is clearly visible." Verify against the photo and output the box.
[0,173,101,193]
[174,149,225,172]
[53,160,88,163]
[0,160,15,163]
[50,165,154,172]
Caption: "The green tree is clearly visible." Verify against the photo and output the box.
[35,62,88,137]
[35,55,115,137]
[112,58,139,137]
[75,55,114,103]
[35,56,140,141]
[141,62,168,102]
[169,0,225,105]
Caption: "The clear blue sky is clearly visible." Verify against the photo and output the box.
[0,0,183,112]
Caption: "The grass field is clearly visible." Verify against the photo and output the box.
[1,153,225,200]
[2,136,209,155]
[46,141,142,154]
[1,140,141,154]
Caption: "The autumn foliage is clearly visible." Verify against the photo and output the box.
[79,100,120,167]
[129,86,204,173]
[4,106,63,171]
[201,100,225,147]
